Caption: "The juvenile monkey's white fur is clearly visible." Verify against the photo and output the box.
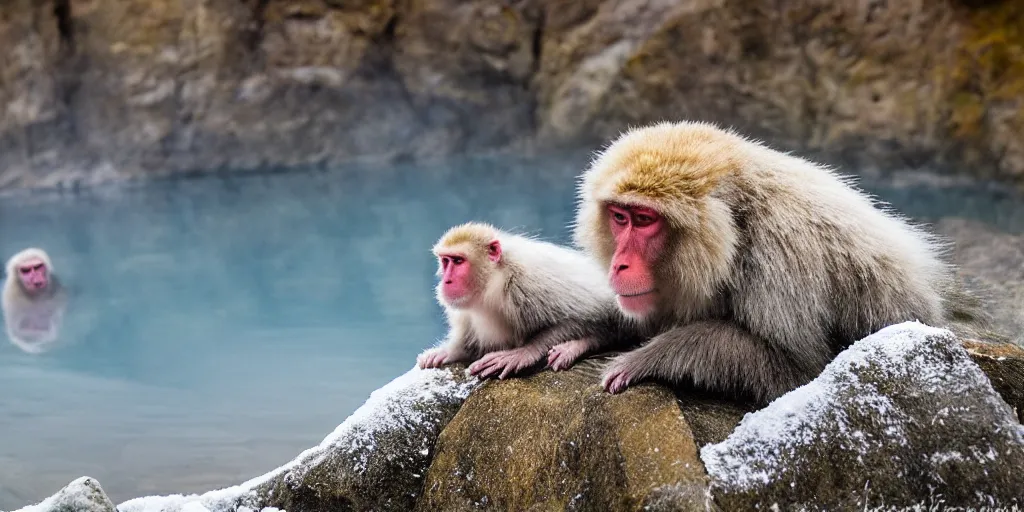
[421,222,632,377]
[572,121,969,402]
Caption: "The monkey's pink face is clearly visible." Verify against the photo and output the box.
[17,258,49,294]
[437,240,502,309]
[607,203,666,317]
[438,253,473,307]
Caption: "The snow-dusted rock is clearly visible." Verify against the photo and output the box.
[15,323,1024,512]
[12,477,115,512]
[114,365,478,512]
[701,321,1024,510]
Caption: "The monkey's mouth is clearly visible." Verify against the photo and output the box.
[618,289,655,298]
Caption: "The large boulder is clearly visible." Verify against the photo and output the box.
[701,322,1024,510]
[0,1,1023,189]
[416,359,727,511]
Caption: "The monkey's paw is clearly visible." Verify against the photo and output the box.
[601,361,636,394]
[468,347,542,380]
[547,339,590,371]
[417,347,451,369]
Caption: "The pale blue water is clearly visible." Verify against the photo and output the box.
[0,154,586,508]
[0,154,1021,508]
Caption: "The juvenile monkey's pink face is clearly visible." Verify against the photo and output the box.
[438,252,474,306]
[436,240,501,309]
[607,203,667,317]
[17,258,49,294]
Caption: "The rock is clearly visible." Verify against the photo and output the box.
[0,1,1023,189]
[15,325,1024,511]
[115,366,478,512]
[416,359,716,512]
[536,0,1024,183]
[964,338,1024,424]
[701,321,1024,510]
[12,477,116,512]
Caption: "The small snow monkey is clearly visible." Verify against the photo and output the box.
[558,121,985,403]
[2,248,68,354]
[418,222,637,379]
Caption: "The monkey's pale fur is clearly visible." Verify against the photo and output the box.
[2,248,66,354]
[575,121,965,403]
[429,222,628,368]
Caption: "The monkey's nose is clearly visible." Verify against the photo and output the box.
[444,280,453,284]
[615,264,629,273]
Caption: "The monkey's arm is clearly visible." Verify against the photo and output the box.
[466,321,576,380]
[470,316,633,379]
[548,314,645,370]
[417,318,478,369]
[601,320,814,403]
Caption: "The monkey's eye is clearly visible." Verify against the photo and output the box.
[18,268,31,275]
[633,214,655,227]
[611,212,628,225]
[451,257,465,265]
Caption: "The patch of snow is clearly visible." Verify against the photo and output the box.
[116,366,477,512]
[699,321,1009,492]
[13,477,113,512]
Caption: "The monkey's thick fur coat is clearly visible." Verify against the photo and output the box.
[575,121,977,403]
[432,223,629,365]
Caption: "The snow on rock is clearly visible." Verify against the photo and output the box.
[106,365,477,512]
[700,321,1024,510]
[11,477,116,512]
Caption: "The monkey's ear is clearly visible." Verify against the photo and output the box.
[487,239,502,263]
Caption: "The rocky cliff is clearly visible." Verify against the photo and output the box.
[1,0,1023,190]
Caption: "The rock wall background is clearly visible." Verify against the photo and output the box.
[0,0,1022,190]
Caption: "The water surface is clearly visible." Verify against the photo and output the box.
[0,153,1022,508]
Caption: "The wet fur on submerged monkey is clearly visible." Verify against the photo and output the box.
[567,120,983,403]
[2,248,68,354]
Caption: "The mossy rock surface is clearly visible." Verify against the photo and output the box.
[417,360,718,511]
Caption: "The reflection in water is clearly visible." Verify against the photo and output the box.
[0,151,1021,508]
[2,248,69,354]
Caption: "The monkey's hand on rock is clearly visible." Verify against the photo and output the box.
[417,347,452,369]
[468,345,545,380]
[547,338,597,371]
[601,359,640,394]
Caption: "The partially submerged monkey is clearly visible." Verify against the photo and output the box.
[418,222,634,379]
[557,121,983,403]
[2,248,68,354]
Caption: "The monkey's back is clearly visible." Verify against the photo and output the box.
[731,143,950,353]
[499,234,619,335]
